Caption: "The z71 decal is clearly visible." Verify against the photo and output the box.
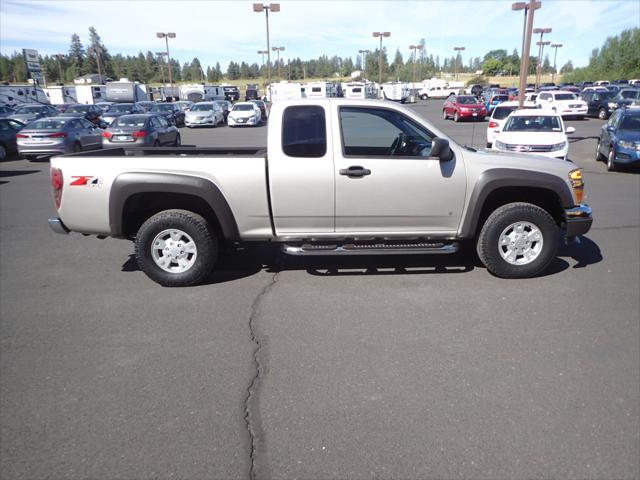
[70,176,102,187]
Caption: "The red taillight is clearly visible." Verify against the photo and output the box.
[488,121,499,128]
[16,133,28,138]
[50,167,63,209]
[101,131,112,138]
[48,132,67,138]
[132,130,146,139]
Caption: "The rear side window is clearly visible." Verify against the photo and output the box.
[493,106,517,120]
[282,106,326,157]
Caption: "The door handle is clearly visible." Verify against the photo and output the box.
[340,166,371,177]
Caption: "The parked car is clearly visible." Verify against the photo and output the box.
[16,116,102,159]
[102,103,145,125]
[56,104,104,125]
[10,104,59,123]
[173,101,194,113]
[442,94,486,122]
[492,110,574,160]
[0,105,16,118]
[95,101,115,113]
[483,93,509,114]
[0,118,25,160]
[248,99,268,122]
[227,102,262,127]
[223,85,240,102]
[135,101,157,112]
[214,100,232,121]
[148,103,185,127]
[464,84,483,96]
[536,90,588,119]
[595,107,640,171]
[101,114,180,147]
[580,90,618,119]
[184,102,224,128]
[608,89,640,110]
[485,100,538,148]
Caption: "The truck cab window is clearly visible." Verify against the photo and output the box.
[282,106,326,157]
[339,107,434,157]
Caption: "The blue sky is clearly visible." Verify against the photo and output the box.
[1,0,638,73]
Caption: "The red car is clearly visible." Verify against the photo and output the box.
[442,94,487,122]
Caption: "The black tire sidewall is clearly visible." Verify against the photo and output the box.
[135,209,218,287]
[477,203,559,279]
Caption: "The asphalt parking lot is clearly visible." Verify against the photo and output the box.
[1,100,638,479]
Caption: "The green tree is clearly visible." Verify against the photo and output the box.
[560,60,574,74]
[68,33,86,78]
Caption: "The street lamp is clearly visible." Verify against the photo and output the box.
[88,46,103,83]
[533,26,552,89]
[358,49,370,79]
[156,51,167,84]
[372,31,390,94]
[550,43,563,83]
[512,1,542,109]
[257,49,268,73]
[272,46,285,80]
[253,3,280,100]
[453,46,465,80]
[156,32,176,86]
[409,44,423,92]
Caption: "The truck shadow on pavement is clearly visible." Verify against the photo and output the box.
[121,235,602,284]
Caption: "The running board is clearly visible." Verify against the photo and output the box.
[282,241,459,256]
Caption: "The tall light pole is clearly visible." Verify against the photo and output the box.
[156,51,167,84]
[156,32,176,86]
[536,40,551,86]
[253,3,280,101]
[257,49,268,77]
[550,43,563,83]
[409,44,423,92]
[88,46,103,83]
[372,31,390,95]
[533,27,552,89]
[453,46,465,80]
[512,1,541,109]
[358,49,370,79]
[272,46,285,80]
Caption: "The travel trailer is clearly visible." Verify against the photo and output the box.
[344,82,378,99]
[105,79,150,103]
[75,85,107,105]
[381,82,411,102]
[304,82,342,98]
[179,84,225,103]
[0,84,49,106]
[45,86,78,105]
[269,82,304,102]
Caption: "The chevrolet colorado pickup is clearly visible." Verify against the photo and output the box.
[48,98,593,286]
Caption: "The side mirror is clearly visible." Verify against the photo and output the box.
[430,138,453,161]
[566,126,575,134]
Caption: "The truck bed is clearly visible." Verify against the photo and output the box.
[63,146,268,157]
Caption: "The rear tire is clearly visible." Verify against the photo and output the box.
[0,144,6,161]
[134,209,218,287]
[153,140,160,147]
[73,142,82,153]
[477,202,559,279]
[421,94,428,100]
[174,134,181,147]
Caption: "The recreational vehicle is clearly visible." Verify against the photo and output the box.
[45,86,78,105]
[269,82,304,102]
[0,84,49,107]
[344,82,378,99]
[179,84,225,103]
[381,82,411,102]
[75,85,107,105]
[304,82,342,98]
[105,80,149,103]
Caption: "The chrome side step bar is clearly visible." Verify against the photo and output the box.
[283,242,459,256]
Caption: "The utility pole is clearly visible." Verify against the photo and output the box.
[253,3,280,101]
[156,52,167,84]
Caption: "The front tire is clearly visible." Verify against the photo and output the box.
[421,94,428,100]
[174,134,181,147]
[454,111,460,122]
[477,202,559,279]
[135,209,218,287]
[0,144,6,161]
[607,148,617,172]
[598,108,608,120]
[442,110,448,120]
[595,139,604,161]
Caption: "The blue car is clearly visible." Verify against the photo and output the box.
[483,94,509,113]
[596,107,640,171]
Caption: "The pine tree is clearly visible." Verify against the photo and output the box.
[68,33,86,78]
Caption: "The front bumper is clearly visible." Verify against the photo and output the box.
[612,146,640,165]
[228,116,258,126]
[185,117,215,126]
[48,217,69,234]
[564,204,593,237]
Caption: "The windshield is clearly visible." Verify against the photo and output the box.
[618,90,639,100]
[26,119,67,130]
[554,93,577,100]
[233,104,254,111]
[503,115,562,132]
[66,105,90,113]
[457,96,479,105]
[619,115,640,131]
[493,106,518,120]
[112,116,148,128]
[491,95,509,102]
[15,106,44,114]
[150,104,174,112]
[190,104,214,112]
[107,104,134,113]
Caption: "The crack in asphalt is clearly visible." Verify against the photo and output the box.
[244,269,279,480]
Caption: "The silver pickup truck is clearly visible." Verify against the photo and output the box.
[48,98,592,286]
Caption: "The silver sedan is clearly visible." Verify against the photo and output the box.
[17,116,103,160]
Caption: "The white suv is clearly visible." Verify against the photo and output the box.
[536,90,588,119]
[486,101,537,148]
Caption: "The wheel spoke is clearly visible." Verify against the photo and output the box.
[506,249,518,263]
[515,223,525,234]
[154,239,166,249]
[184,242,197,254]
[170,230,181,242]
